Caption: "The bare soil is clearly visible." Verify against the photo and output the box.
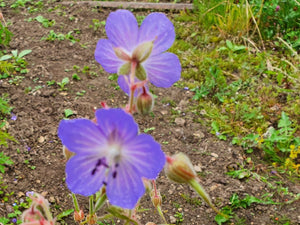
[0,1,299,225]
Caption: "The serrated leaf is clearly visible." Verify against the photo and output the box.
[278,111,291,130]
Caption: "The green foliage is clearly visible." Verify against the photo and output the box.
[0,217,10,224]
[215,193,277,224]
[0,22,13,47]
[57,77,69,91]
[0,152,13,173]
[240,112,299,163]
[0,95,12,118]
[64,109,74,118]
[42,30,78,43]
[193,0,253,37]
[250,0,300,49]
[11,0,31,8]
[56,209,74,221]
[34,15,55,28]
[89,19,105,31]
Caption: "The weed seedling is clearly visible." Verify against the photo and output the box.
[57,77,69,91]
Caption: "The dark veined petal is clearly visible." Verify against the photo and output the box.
[138,13,175,56]
[95,108,138,143]
[58,119,106,155]
[123,134,166,179]
[106,162,145,209]
[95,39,124,74]
[106,10,139,52]
[143,52,181,88]
[66,154,106,196]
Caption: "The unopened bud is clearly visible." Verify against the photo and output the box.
[63,145,75,160]
[165,153,197,183]
[132,41,153,63]
[150,189,162,208]
[74,209,84,222]
[136,87,154,114]
[86,214,97,225]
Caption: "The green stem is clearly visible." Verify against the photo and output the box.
[71,193,80,212]
[128,61,137,113]
[94,193,107,212]
[89,195,94,215]
[156,205,168,224]
[188,179,227,218]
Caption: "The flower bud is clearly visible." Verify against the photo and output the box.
[86,214,97,225]
[275,5,280,11]
[165,153,197,183]
[150,189,162,208]
[74,209,84,222]
[136,87,154,114]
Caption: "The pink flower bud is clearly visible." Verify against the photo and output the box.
[86,214,97,225]
[165,153,197,183]
[150,189,162,208]
[136,87,154,114]
[74,209,85,222]
[276,5,280,11]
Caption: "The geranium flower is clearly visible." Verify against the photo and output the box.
[58,108,166,209]
[95,9,181,89]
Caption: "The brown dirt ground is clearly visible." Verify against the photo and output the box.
[0,1,299,225]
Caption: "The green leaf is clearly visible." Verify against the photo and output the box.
[226,40,233,50]
[11,50,18,58]
[56,209,74,221]
[278,111,291,131]
[18,49,32,58]
[64,109,74,118]
[61,77,69,85]
[0,55,13,61]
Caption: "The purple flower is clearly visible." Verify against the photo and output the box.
[275,5,280,12]
[58,108,166,209]
[11,113,17,121]
[95,10,181,90]
[11,218,17,223]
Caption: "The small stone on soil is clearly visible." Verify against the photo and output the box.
[175,118,185,126]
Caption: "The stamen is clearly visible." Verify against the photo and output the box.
[103,181,107,186]
[91,168,97,175]
[112,171,117,179]
[91,158,108,175]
